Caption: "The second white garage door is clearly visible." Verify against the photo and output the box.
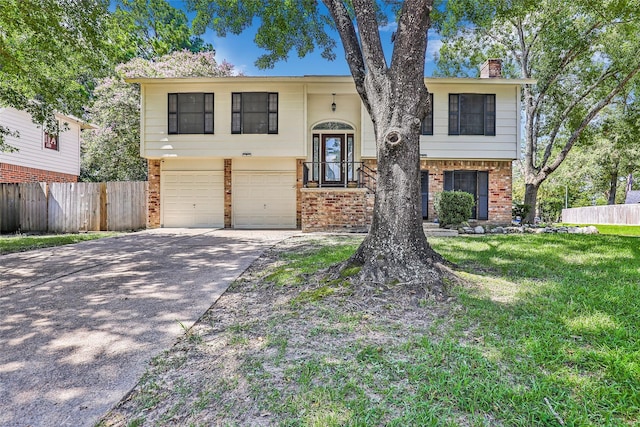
[162,171,224,228]
[233,172,297,229]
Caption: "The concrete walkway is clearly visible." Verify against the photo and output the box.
[0,229,297,427]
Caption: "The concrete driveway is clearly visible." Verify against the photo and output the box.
[0,228,297,427]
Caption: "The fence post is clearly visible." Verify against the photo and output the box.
[100,182,107,231]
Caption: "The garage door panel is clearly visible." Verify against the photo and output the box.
[162,171,224,228]
[233,171,296,229]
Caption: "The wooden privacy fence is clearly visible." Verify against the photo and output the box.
[562,204,640,225]
[0,181,147,233]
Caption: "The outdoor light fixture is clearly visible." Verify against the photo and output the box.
[331,93,336,112]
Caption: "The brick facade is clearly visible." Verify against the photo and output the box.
[0,163,77,183]
[147,159,161,228]
[300,159,512,231]
[301,188,374,232]
[419,159,512,225]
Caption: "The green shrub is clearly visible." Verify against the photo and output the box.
[512,203,531,221]
[434,191,474,227]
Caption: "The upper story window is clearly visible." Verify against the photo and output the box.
[449,94,495,136]
[232,92,278,134]
[168,93,214,134]
[421,93,434,136]
[44,127,59,151]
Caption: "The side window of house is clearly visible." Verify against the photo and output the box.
[421,93,434,135]
[168,93,214,134]
[44,129,59,151]
[444,170,489,220]
[448,94,496,136]
[231,92,278,134]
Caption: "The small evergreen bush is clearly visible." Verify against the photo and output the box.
[434,191,474,227]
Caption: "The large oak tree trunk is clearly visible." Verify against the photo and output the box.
[323,0,452,296]
[348,118,447,293]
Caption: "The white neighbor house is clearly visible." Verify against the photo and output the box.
[130,60,534,231]
[0,107,93,183]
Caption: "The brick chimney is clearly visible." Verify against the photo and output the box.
[480,59,502,78]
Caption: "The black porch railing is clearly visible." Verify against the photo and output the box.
[303,161,377,192]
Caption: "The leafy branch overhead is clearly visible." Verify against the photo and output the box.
[0,0,112,149]
[188,0,339,69]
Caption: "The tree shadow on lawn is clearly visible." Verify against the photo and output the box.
[431,233,640,425]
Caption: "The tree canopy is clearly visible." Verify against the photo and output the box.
[111,0,213,62]
[436,0,640,220]
[0,0,215,152]
[0,0,112,150]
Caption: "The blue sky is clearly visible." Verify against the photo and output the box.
[169,1,442,76]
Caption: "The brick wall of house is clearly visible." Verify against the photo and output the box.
[301,188,374,232]
[363,159,513,225]
[421,159,512,224]
[147,159,161,228]
[0,163,77,183]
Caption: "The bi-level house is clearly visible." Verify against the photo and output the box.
[130,60,534,231]
[0,107,93,183]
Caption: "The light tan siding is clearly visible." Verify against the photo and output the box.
[360,83,520,160]
[141,82,305,158]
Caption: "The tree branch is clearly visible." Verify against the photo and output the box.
[540,69,617,168]
[352,0,387,73]
[321,0,369,109]
[388,0,432,116]
[539,63,640,181]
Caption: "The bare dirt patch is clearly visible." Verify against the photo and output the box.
[98,234,458,426]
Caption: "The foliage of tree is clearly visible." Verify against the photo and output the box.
[568,97,640,205]
[436,0,640,222]
[81,51,237,182]
[0,0,112,150]
[110,0,213,62]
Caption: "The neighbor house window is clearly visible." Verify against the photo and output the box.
[231,92,278,134]
[448,94,495,136]
[44,131,58,151]
[168,93,214,134]
[444,170,489,220]
[421,93,434,135]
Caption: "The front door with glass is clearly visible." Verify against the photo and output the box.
[322,135,345,185]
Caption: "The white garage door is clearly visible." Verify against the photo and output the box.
[233,172,297,229]
[162,171,224,228]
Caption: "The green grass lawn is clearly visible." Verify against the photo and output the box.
[0,232,117,255]
[427,234,640,426]
[271,234,640,426]
[101,233,640,426]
